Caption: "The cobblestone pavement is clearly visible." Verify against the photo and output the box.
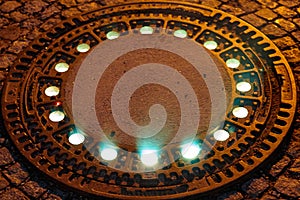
[0,0,299,199]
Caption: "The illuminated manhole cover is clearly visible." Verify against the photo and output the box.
[2,1,297,199]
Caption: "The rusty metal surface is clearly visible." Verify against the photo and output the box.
[1,1,297,199]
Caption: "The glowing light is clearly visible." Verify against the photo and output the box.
[141,150,158,167]
[76,43,90,53]
[55,62,69,73]
[68,132,85,145]
[174,29,187,38]
[213,130,230,141]
[45,86,60,97]
[204,41,218,50]
[236,82,252,93]
[140,26,154,34]
[101,148,118,161]
[54,101,62,106]
[181,143,201,159]
[232,107,249,118]
[226,58,240,69]
[106,31,120,40]
[49,111,65,122]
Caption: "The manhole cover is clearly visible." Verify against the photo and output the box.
[2,1,296,199]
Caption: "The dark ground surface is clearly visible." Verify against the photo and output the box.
[0,0,299,199]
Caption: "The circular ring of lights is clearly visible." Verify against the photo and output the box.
[1,1,296,199]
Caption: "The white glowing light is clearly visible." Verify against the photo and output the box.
[106,31,120,40]
[236,82,252,93]
[45,86,60,97]
[174,29,187,38]
[232,107,249,118]
[76,43,90,53]
[68,133,85,145]
[226,58,240,69]
[213,130,230,141]
[204,41,218,50]
[181,143,201,159]
[49,111,65,122]
[101,148,118,161]
[141,150,158,167]
[140,26,154,34]
[55,62,69,73]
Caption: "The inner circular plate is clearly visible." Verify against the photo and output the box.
[1,1,296,199]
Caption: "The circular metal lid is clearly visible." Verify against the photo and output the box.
[1,1,296,199]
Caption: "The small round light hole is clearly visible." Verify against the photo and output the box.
[55,63,69,73]
[45,86,60,97]
[232,107,249,118]
[101,148,118,161]
[226,58,240,69]
[68,133,85,145]
[76,43,90,53]
[213,130,230,141]
[236,82,252,93]
[174,29,187,38]
[140,26,154,34]
[49,111,65,122]
[204,41,218,50]
[106,31,120,40]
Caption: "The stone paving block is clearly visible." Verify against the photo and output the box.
[59,0,78,8]
[257,0,278,8]
[220,4,245,16]
[273,36,296,49]
[238,0,261,12]
[255,8,278,21]
[3,162,29,186]
[0,1,22,13]
[283,48,300,63]
[21,18,43,30]
[23,0,49,14]
[292,18,300,27]
[275,18,297,32]
[287,142,300,158]
[216,191,244,200]
[274,175,300,198]
[274,6,298,18]
[261,190,282,200]
[288,158,300,176]
[0,54,17,69]
[78,2,102,12]
[200,0,222,8]
[0,39,11,53]
[278,0,300,8]
[40,4,61,20]
[291,31,300,41]
[269,156,291,177]
[0,17,9,28]
[241,177,269,198]
[241,13,266,27]
[0,173,10,190]
[62,7,82,18]
[261,24,287,38]
[42,193,63,200]
[0,147,14,166]
[0,24,21,41]
[19,179,47,198]
[10,12,29,22]
[0,187,30,200]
